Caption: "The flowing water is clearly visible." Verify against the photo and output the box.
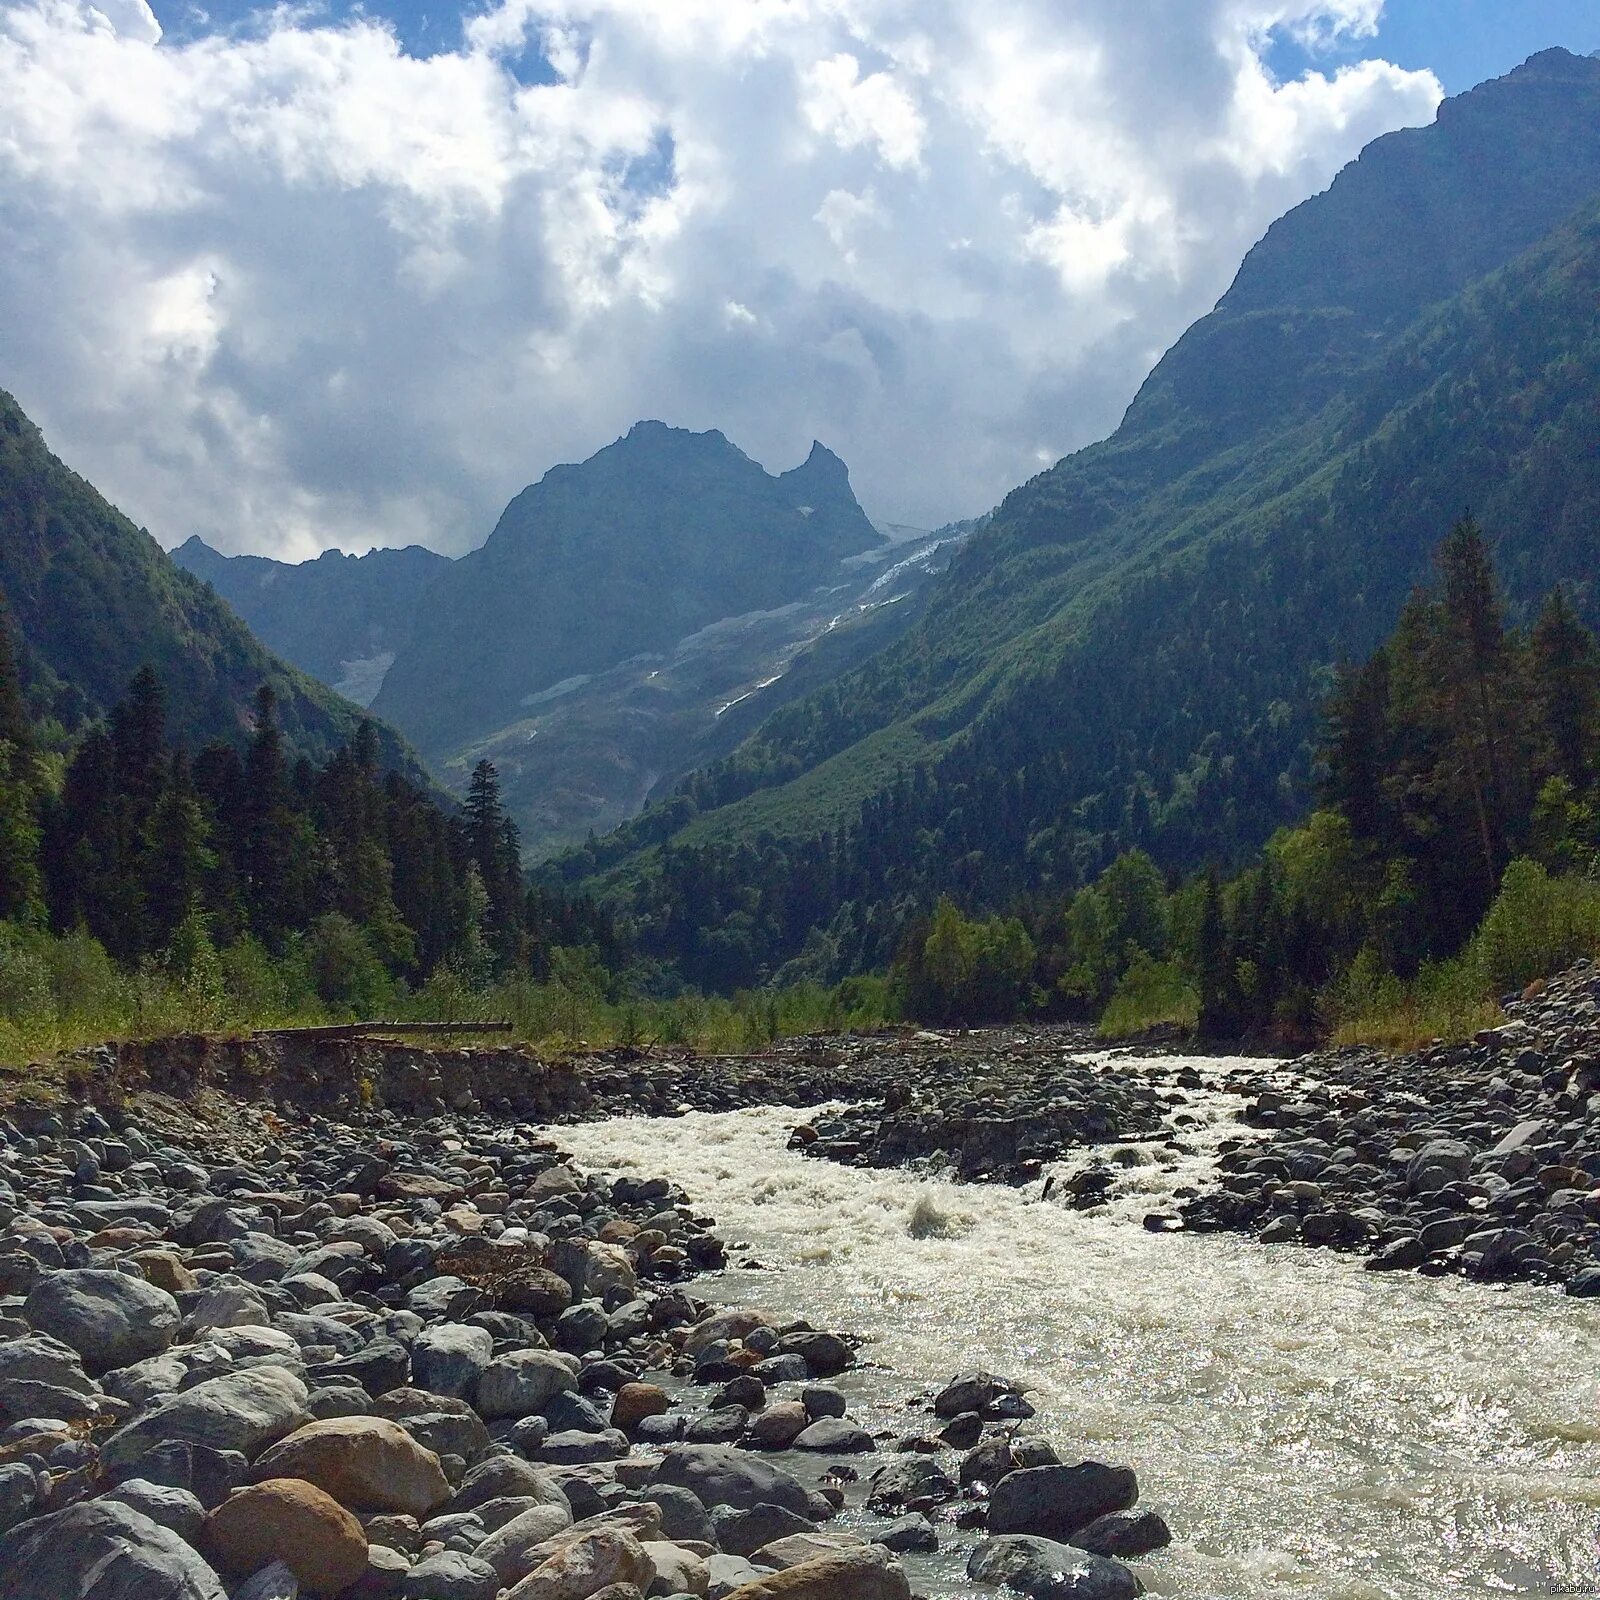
[555,1054,1600,1600]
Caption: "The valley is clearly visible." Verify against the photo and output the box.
[2,29,1600,1600]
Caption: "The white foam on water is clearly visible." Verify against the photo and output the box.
[554,1054,1600,1599]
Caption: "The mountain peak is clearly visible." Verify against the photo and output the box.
[779,439,867,521]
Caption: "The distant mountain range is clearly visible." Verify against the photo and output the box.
[0,389,425,778]
[172,538,449,707]
[548,47,1600,988]
[177,424,971,858]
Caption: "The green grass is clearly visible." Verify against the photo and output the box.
[0,922,898,1080]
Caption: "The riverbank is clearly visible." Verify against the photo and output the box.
[1179,959,1600,1290]
[0,1079,1163,1599]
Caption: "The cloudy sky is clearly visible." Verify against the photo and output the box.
[0,1,1592,558]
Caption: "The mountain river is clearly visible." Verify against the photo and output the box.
[555,1054,1600,1600]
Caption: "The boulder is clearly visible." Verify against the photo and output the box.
[641,1538,711,1596]
[611,1383,670,1434]
[1071,1509,1171,1559]
[712,1504,816,1559]
[967,1534,1140,1598]
[934,1372,1003,1418]
[102,1479,207,1543]
[253,1418,451,1517]
[206,1478,369,1595]
[791,1417,874,1453]
[22,1269,179,1373]
[502,1526,657,1600]
[0,1498,228,1599]
[101,1368,309,1476]
[866,1455,956,1510]
[986,1463,1138,1542]
[719,1546,910,1600]
[477,1351,579,1419]
[747,1402,808,1451]
[477,1502,580,1583]
[650,1446,811,1517]
[1405,1139,1473,1196]
[401,1550,501,1599]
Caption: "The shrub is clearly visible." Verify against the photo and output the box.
[1098,953,1198,1038]
[1469,858,1600,995]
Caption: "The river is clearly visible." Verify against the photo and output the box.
[555,1053,1600,1600]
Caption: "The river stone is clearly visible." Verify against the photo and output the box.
[772,1332,852,1378]
[641,1538,711,1596]
[987,1463,1138,1541]
[867,1455,956,1510]
[206,1477,369,1595]
[753,1531,869,1568]
[231,1562,301,1600]
[713,1504,817,1558]
[101,1367,310,1475]
[477,1351,579,1419]
[0,1498,228,1599]
[708,1555,772,1597]
[748,1402,809,1450]
[650,1446,812,1517]
[719,1545,910,1600]
[683,1310,772,1356]
[501,1525,656,1600]
[872,1514,938,1553]
[454,1456,572,1516]
[1071,1508,1171,1559]
[413,1325,494,1402]
[253,1418,451,1516]
[102,1478,207,1543]
[792,1417,874,1453]
[968,1535,1140,1598]
[612,1383,670,1434]
[0,1463,41,1537]
[1405,1139,1473,1195]
[476,1503,580,1582]
[23,1268,180,1373]
[934,1372,1003,1417]
[402,1550,502,1600]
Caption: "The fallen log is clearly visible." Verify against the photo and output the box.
[250,1020,515,1041]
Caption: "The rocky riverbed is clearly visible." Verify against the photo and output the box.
[0,1084,1161,1599]
[1178,960,1600,1289]
[788,1032,1170,1183]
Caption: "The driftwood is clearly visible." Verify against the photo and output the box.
[250,1021,514,1042]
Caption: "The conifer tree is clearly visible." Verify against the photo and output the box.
[1530,584,1599,790]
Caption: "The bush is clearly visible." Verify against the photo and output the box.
[1469,858,1600,994]
[1098,953,1198,1038]
[303,914,395,1017]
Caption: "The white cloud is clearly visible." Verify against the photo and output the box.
[0,0,1441,553]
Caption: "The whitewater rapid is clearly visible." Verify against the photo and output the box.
[555,1055,1600,1600]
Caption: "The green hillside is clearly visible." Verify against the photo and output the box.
[0,389,426,777]
[549,49,1600,990]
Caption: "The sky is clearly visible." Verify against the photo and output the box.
[0,2,1591,560]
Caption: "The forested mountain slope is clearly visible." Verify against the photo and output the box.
[172,537,449,707]
[552,48,1600,990]
[0,389,424,775]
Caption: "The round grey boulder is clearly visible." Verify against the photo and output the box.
[23,1269,179,1374]
[0,1498,227,1599]
[968,1534,1141,1599]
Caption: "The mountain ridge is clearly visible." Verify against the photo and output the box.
[549,48,1600,989]
[371,422,884,755]
[0,388,428,779]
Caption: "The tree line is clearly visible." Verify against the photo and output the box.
[0,587,618,1015]
[889,518,1600,1038]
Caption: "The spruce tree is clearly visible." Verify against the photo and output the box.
[1530,584,1599,790]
